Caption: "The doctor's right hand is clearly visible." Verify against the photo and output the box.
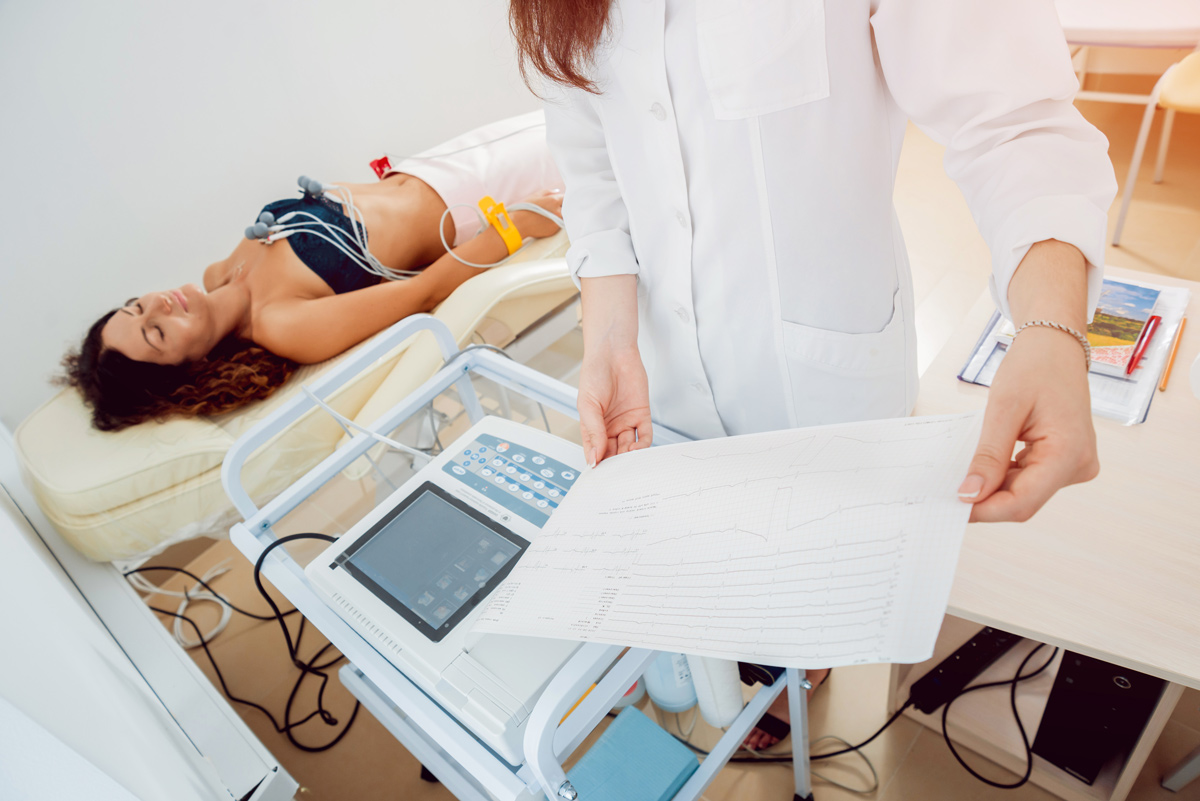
[578,275,653,467]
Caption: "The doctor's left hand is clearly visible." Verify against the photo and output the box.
[959,241,1100,523]
[577,275,653,468]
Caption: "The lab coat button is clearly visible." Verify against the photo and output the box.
[650,102,667,121]
[675,211,687,228]
[675,306,691,324]
[691,382,706,394]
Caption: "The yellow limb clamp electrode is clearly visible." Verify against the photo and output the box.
[479,196,522,255]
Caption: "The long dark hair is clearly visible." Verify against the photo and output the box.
[509,0,613,93]
[62,309,297,431]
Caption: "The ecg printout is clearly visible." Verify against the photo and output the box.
[473,412,984,667]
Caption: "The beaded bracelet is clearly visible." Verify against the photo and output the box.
[1013,320,1091,370]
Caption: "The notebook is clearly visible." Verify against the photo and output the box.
[1087,281,1161,377]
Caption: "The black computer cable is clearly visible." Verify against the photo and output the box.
[672,641,1055,782]
[135,532,360,752]
[672,695,912,767]
[940,642,1059,789]
[125,564,302,622]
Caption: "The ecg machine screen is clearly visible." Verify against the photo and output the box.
[336,483,528,642]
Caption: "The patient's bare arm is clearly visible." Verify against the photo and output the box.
[254,194,562,363]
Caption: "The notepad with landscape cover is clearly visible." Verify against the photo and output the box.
[1087,281,1161,377]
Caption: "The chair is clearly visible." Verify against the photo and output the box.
[1113,50,1200,245]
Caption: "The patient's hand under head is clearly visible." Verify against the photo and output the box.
[63,285,295,432]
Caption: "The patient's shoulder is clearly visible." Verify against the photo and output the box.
[203,258,229,291]
[251,299,321,364]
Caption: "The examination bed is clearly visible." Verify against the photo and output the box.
[13,232,573,562]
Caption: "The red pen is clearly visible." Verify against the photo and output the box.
[1126,315,1161,375]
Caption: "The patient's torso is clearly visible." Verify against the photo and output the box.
[203,173,452,319]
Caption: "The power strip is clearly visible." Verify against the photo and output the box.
[909,626,1023,714]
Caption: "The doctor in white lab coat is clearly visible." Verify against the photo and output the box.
[511,0,1116,741]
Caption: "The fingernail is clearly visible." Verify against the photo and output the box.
[958,474,984,499]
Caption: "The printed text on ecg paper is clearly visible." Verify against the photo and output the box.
[473,412,983,667]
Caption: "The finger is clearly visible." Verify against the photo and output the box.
[629,424,653,451]
[605,436,619,461]
[960,396,1025,505]
[969,448,1074,523]
[616,428,636,454]
[578,397,608,468]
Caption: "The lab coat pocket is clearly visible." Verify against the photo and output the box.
[695,0,830,119]
[779,290,910,425]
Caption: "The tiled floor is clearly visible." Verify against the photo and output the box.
[144,75,1200,801]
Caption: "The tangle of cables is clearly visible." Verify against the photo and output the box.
[126,533,360,753]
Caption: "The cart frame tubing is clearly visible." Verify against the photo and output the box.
[220,315,811,801]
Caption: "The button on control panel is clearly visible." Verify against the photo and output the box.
[441,432,581,528]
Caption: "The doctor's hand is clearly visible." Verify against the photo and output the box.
[960,240,1099,523]
[578,343,653,467]
[577,274,652,467]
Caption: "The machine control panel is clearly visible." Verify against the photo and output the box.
[443,432,579,528]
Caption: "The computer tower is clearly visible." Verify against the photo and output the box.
[1032,651,1166,785]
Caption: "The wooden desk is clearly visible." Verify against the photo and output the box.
[889,267,1200,801]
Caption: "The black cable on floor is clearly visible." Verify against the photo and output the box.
[144,532,360,752]
[940,643,1059,789]
[669,700,915,764]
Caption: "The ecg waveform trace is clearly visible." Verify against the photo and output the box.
[473,412,983,667]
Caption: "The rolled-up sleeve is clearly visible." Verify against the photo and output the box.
[871,0,1117,321]
[542,85,641,287]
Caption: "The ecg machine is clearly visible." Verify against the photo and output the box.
[305,416,585,764]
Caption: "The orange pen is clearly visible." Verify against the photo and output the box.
[1159,317,1187,391]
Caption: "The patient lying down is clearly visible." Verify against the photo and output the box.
[63,117,563,431]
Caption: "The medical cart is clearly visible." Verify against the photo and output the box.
[222,315,819,801]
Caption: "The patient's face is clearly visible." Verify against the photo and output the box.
[101,284,214,365]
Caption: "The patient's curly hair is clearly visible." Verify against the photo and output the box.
[62,309,297,432]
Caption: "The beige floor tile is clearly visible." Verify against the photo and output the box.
[883,728,1062,801]
[1125,720,1200,801]
[1170,690,1200,736]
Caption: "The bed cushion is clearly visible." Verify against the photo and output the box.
[15,340,402,561]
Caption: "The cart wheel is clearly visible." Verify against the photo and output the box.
[420,766,439,783]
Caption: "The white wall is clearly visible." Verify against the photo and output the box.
[0,0,539,431]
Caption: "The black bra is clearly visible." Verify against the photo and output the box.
[257,197,380,294]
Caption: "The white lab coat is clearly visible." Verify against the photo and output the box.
[545,0,1117,440]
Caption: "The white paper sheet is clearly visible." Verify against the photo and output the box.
[473,412,984,667]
